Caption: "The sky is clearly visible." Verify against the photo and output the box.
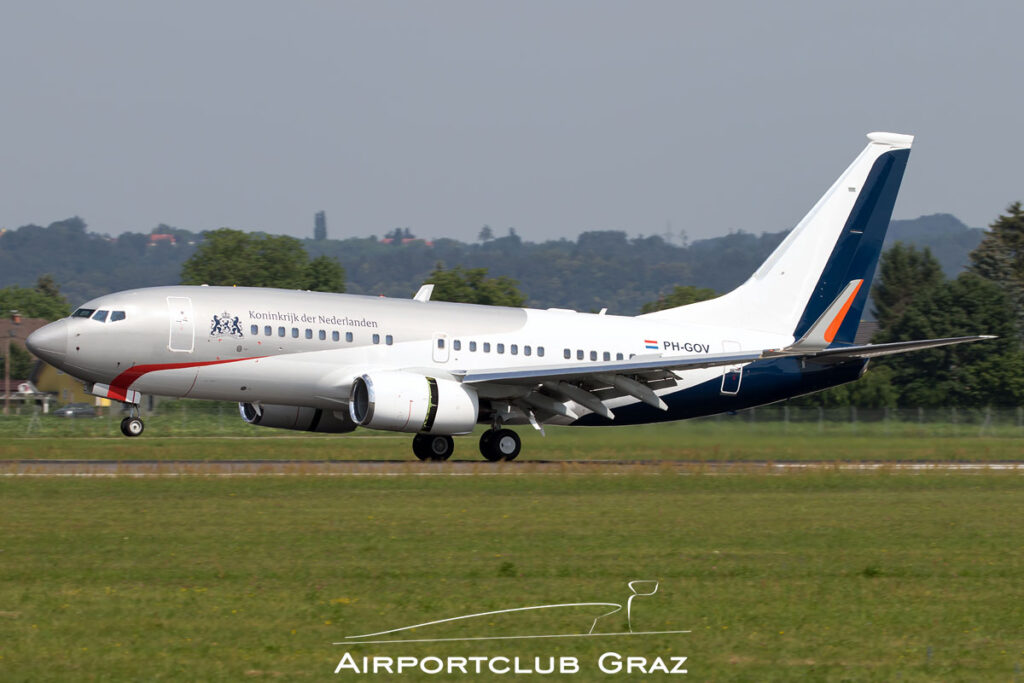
[2,1,1021,244]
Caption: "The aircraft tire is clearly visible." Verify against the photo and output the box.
[493,429,521,461]
[120,417,144,437]
[479,430,502,462]
[413,433,453,461]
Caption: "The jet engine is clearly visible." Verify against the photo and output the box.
[239,402,357,433]
[349,371,479,434]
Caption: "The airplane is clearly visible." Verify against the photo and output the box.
[26,132,993,461]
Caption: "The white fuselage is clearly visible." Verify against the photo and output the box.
[34,285,789,424]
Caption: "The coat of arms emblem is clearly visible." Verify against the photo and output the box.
[210,312,244,338]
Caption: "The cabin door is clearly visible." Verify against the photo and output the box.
[167,296,195,353]
[720,340,743,395]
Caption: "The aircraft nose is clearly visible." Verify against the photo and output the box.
[26,319,68,365]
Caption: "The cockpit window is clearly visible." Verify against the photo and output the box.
[72,308,96,318]
[92,310,109,322]
[110,311,126,322]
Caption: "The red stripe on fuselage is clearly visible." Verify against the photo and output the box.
[108,357,266,402]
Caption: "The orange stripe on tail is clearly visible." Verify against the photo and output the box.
[824,280,863,343]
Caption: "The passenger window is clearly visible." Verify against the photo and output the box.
[483,342,491,353]
[72,308,96,318]
[278,327,286,337]
[264,326,272,336]
[524,345,531,356]
[305,329,313,339]
[629,353,636,359]
[332,331,340,342]
[250,324,259,335]
[577,350,584,360]
[373,334,381,344]
[319,330,326,340]
[538,346,545,357]
[437,338,445,349]
[346,332,354,342]
[386,335,394,345]
[291,328,299,338]
[497,343,505,354]
[453,340,461,351]
[564,348,571,359]
[616,352,624,360]
[603,352,611,361]
[469,341,477,352]
[110,311,126,322]
[92,310,109,322]
[510,344,518,355]
[590,351,597,361]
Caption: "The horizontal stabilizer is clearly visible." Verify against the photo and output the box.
[767,335,997,361]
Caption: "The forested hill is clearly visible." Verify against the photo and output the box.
[0,214,983,314]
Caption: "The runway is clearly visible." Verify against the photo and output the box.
[2,459,1022,477]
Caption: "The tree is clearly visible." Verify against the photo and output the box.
[426,264,526,307]
[0,276,71,320]
[969,201,1024,333]
[180,228,345,291]
[305,255,346,293]
[640,286,718,313]
[874,272,1024,407]
[872,243,944,331]
[477,225,494,242]
[35,274,63,301]
[0,343,34,380]
[790,363,900,409]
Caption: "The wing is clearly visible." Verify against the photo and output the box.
[460,350,762,385]
[454,335,995,423]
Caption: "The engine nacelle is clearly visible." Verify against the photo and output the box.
[349,372,479,434]
[239,402,357,433]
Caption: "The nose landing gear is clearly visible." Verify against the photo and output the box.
[119,404,144,437]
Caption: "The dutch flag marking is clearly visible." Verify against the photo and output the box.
[644,339,659,349]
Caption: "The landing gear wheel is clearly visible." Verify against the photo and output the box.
[120,417,144,437]
[479,430,501,461]
[480,428,520,461]
[412,434,454,461]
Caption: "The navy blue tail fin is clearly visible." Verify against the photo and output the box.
[790,146,911,344]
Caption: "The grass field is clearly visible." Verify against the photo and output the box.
[2,415,1024,463]
[1,419,1022,680]
[1,471,1022,680]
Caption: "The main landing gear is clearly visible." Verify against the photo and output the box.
[412,433,455,461]
[479,428,521,462]
[410,428,522,462]
[120,404,144,437]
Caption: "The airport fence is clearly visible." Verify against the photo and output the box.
[2,400,1024,439]
[690,404,1024,439]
